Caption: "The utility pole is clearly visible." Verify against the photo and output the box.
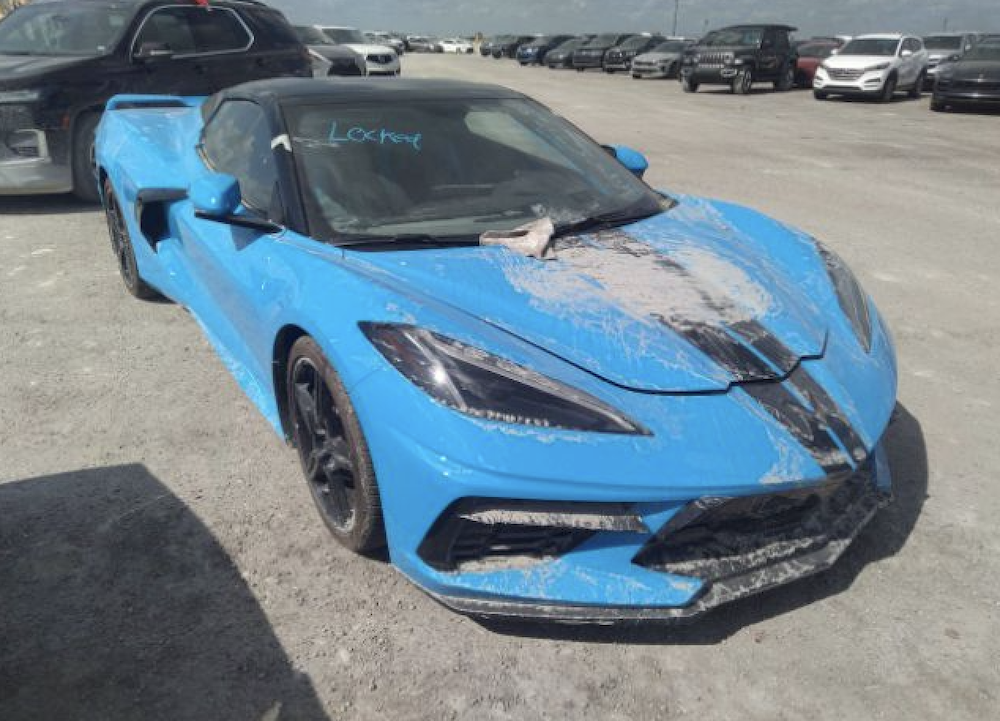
[672,0,679,37]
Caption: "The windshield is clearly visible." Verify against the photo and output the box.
[286,98,667,242]
[586,34,622,47]
[798,43,837,58]
[652,41,686,53]
[323,28,367,45]
[923,36,962,50]
[620,35,657,51]
[840,38,899,56]
[294,27,333,45]
[701,27,763,47]
[0,3,131,56]
[963,44,1000,61]
[554,38,586,52]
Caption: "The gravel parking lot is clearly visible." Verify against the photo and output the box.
[2,54,998,720]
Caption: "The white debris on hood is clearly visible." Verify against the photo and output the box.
[480,217,556,260]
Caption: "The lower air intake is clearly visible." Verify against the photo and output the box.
[419,498,646,572]
[633,462,888,583]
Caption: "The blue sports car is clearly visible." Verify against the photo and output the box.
[95,79,897,622]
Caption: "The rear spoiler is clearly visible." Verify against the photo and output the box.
[105,95,206,112]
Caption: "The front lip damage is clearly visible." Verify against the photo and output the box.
[424,484,891,624]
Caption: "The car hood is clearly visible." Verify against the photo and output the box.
[0,53,87,84]
[947,61,1000,79]
[344,197,830,393]
[309,45,360,61]
[825,55,896,69]
[343,43,395,55]
[635,51,682,62]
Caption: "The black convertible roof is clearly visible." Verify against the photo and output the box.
[214,78,527,107]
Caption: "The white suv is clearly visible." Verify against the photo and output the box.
[813,34,927,102]
[318,26,401,76]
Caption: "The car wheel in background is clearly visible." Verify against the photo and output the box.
[102,178,161,300]
[775,64,795,91]
[732,67,753,94]
[930,96,947,112]
[287,336,386,555]
[909,73,925,99]
[814,89,828,100]
[72,112,102,203]
[880,74,898,103]
[682,75,699,92]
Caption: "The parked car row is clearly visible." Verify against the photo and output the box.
[483,25,1000,111]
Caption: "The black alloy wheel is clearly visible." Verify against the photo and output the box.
[102,178,160,300]
[880,74,898,103]
[732,66,753,94]
[72,113,103,203]
[682,75,699,92]
[775,64,795,91]
[287,336,385,554]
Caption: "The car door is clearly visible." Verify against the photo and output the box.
[758,28,780,78]
[177,99,286,387]
[900,38,920,84]
[199,4,304,91]
[128,6,217,95]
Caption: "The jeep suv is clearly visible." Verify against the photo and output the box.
[681,24,798,94]
[0,0,310,200]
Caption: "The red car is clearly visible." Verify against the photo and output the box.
[796,40,844,87]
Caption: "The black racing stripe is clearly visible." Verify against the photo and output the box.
[741,381,854,475]
[655,316,777,382]
[598,231,863,474]
[728,318,800,375]
[787,367,868,464]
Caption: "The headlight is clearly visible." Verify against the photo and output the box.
[865,62,891,72]
[818,245,873,352]
[362,323,648,435]
[0,89,41,104]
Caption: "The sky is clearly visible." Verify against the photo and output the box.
[272,0,996,37]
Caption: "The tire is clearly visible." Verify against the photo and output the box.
[102,177,160,300]
[930,97,946,112]
[909,72,925,99]
[774,64,795,92]
[681,75,698,93]
[287,336,386,555]
[880,74,897,103]
[575,67,584,72]
[732,67,753,94]
[813,89,828,100]
[72,112,102,203]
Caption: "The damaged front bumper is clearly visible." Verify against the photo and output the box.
[398,440,892,624]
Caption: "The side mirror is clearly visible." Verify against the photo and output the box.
[190,173,282,233]
[134,41,174,62]
[901,49,913,58]
[606,144,649,178]
[190,173,241,217]
[830,48,839,55]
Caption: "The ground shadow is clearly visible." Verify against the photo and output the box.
[0,195,98,216]
[479,404,927,644]
[0,464,329,721]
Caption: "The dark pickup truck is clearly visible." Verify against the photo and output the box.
[0,0,310,200]
[681,24,798,94]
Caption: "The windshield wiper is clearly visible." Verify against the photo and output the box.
[552,205,667,239]
[332,232,479,249]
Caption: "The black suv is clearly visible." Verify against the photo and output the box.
[0,0,310,200]
[681,25,797,94]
